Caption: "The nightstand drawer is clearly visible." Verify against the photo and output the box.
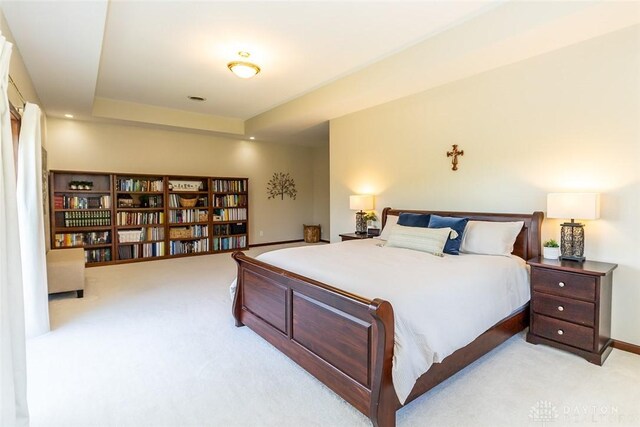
[532,292,595,327]
[531,314,594,351]
[532,268,596,301]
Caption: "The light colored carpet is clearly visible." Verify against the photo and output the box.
[28,243,640,427]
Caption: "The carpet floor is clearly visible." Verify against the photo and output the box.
[28,243,640,427]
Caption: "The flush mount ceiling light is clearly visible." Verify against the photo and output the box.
[227,51,261,79]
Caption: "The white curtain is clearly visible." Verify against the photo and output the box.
[17,103,49,338]
[0,33,29,426]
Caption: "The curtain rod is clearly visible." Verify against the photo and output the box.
[8,74,26,112]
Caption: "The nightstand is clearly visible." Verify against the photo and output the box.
[526,257,617,365]
[340,233,375,241]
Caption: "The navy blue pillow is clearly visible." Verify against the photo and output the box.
[428,215,469,255]
[397,213,431,228]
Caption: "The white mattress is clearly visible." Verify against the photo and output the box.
[232,239,530,403]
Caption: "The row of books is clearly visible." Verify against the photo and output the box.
[54,231,111,248]
[85,248,111,263]
[116,178,163,192]
[117,195,163,208]
[168,194,208,208]
[213,194,247,208]
[212,179,247,193]
[118,242,165,259]
[213,223,247,236]
[62,211,111,227]
[116,212,164,226]
[170,225,208,239]
[169,209,208,223]
[118,229,164,243]
[169,239,209,255]
[213,208,247,221]
[213,236,247,251]
[54,195,111,210]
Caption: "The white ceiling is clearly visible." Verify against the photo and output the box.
[2,1,639,144]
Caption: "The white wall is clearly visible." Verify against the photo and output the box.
[46,118,322,245]
[312,143,330,240]
[330,26,640,344]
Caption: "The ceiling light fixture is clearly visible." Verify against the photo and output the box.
[187,95,207,102]
[227,51,261,79]
[249,136,255,140]
[64,113,74,118]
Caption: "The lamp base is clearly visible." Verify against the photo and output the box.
[559,254,586,262]
[560,221,586,262]
[355,211,367,234]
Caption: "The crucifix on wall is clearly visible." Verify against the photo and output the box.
[447,144,464,171]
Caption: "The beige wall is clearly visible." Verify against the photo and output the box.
[0,9,42,112]
[312,144,330,240]
[46,118,321,245]
[330,26,640,344]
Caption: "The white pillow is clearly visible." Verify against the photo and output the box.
[460,221,524,256]
[385,224,457,257]
[376,215,399,241]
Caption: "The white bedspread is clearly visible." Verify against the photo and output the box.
[231,239,530,404]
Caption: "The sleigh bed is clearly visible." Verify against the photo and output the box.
[232,207,543,427]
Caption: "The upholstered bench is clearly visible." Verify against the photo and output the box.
[46,248,85,298]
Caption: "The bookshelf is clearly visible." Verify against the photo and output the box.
[50,171,113,265]
[167,176,210,256]
[49,171,250,266]
[114,174,166,262]
[212,178,248,251]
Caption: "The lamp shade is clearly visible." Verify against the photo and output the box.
[349,195,373,211]
[547,193,600,220]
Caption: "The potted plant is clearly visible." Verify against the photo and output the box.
[543,239,560,260]
[363,212,379,235]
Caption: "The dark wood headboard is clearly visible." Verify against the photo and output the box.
[382,207,543,261]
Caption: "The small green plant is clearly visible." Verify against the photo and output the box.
[363,212,378,223]
[543,239,559,248]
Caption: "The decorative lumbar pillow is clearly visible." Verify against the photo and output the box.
[460,220,524,256]
[427,214,469,255]
[397,213,431,228]
[377,215,399,241]
[385,224,458,256]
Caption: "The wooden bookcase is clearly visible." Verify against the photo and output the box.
[212,178,248,252]
[49,170,249,267]
[50,171,113,266]
[167,176,210,257]
[114,173,166,263]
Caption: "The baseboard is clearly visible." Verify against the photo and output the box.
[612,339,640,356]
[249,239,304,248]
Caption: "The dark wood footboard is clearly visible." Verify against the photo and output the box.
[232,252,398,426]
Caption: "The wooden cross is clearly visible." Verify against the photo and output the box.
[447,144,464,171]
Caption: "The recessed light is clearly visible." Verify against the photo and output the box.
[64,114,74,118]
[249,136,255,140]
[187,96,206,102]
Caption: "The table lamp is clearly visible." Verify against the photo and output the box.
[350,195,373,235]
[546,193,600,262]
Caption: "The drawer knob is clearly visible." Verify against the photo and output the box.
[557,329,564,336]
[558,281,565,288]
[558,305,564,312]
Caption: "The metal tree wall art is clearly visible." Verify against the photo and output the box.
[267,172,297,200]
